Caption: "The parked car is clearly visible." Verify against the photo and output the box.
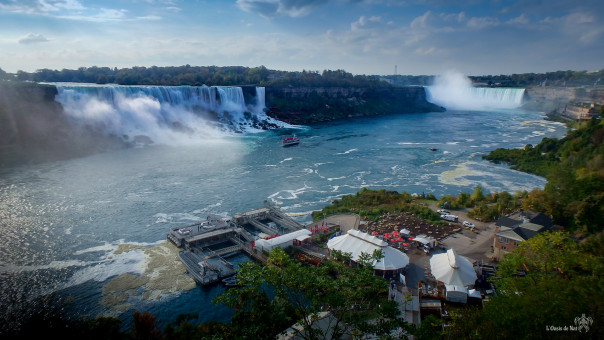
[462,221,475,228]
[437,209,449,214]
[441,214,459,222]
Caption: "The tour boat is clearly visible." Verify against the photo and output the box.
[282,135,300,147]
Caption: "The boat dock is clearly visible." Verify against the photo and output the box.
[168,202,306,285]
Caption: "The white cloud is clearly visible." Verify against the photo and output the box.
[18,33,50,44]
[58,8,128,22]
[466,16,499,29]
[0,0,85,14]
[506,13,529,25]
[236,0,328,18]
[351,15,383,31]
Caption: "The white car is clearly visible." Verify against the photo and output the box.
[437,209,449,214]
[462,221,475,228]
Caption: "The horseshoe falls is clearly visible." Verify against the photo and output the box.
[54,85,284,145]
[426,71,526,110]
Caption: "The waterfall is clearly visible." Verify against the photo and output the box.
[53,84,285,145]
[425,71,526,110]
[255,87,266,113]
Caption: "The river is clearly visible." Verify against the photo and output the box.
[0,92,565,330]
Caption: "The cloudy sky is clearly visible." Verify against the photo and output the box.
[1,0,603,76]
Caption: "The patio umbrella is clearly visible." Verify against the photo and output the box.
[403,243,410,246]
[430,249,477,286]
[371,231,378,235]
[384,233,390,238]
[396,237,404,242]
[400,228,410,235]
[390,238,397,242]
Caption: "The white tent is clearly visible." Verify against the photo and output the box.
[429,249,477,286]
[327,229,409,271]
[255,229,312,252]
[414,234,437,248]
[399,228,410,235]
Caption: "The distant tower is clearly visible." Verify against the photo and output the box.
[394,65,397,76]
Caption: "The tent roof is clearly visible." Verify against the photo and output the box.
[430,249,476,286]
[414,234,436,245]
[327,230,408,270]
[257,229,311,248]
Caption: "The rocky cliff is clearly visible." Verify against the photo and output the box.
[265,86,444,124]
[523,86,604,113]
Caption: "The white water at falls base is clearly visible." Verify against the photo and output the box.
[54,85,285,145]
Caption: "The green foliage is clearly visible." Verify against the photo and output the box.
[213,247,406,339]
[312,188,441,223]
[382,69,604,87]
[448,232,604,339]
[411,314,444,340]
[434,187,522,221]
[470,69,604,87]
[18,65,385,88]
[485,119,604,232]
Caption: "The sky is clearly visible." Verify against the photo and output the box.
[0,0,603,76]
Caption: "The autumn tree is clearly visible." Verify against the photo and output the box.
[213,247,409,339]
[448,232,604,339]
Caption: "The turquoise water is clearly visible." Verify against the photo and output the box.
[0,108,565,329]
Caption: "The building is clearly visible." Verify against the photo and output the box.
[254,229,312,252]
[493,211,553,260]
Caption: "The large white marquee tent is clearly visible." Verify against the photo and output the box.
[327,229,409,271]
[429,249,477,287]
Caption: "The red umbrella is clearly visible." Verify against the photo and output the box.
[384,233,390,238]
[396,237,404,242]
[403,242,410,246]
[371,231,378,235]
[392,230,399,235]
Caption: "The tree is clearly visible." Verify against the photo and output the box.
[214,247,409,339]
[448,232,604,339]
[470,186,485,204]
[132,311,163,340]
[0,67,9,81]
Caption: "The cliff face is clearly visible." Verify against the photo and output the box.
[523,86,604,113]
[0,82,126,165]
[265,86,444,124]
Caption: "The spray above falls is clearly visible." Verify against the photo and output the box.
[54,85,286,145]
[426,70,526,110]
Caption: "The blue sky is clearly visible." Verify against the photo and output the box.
[1,0,603,76]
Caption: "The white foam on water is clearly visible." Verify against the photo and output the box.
[336,148,358,155]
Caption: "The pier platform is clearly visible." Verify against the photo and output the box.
[168,203,307,286]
